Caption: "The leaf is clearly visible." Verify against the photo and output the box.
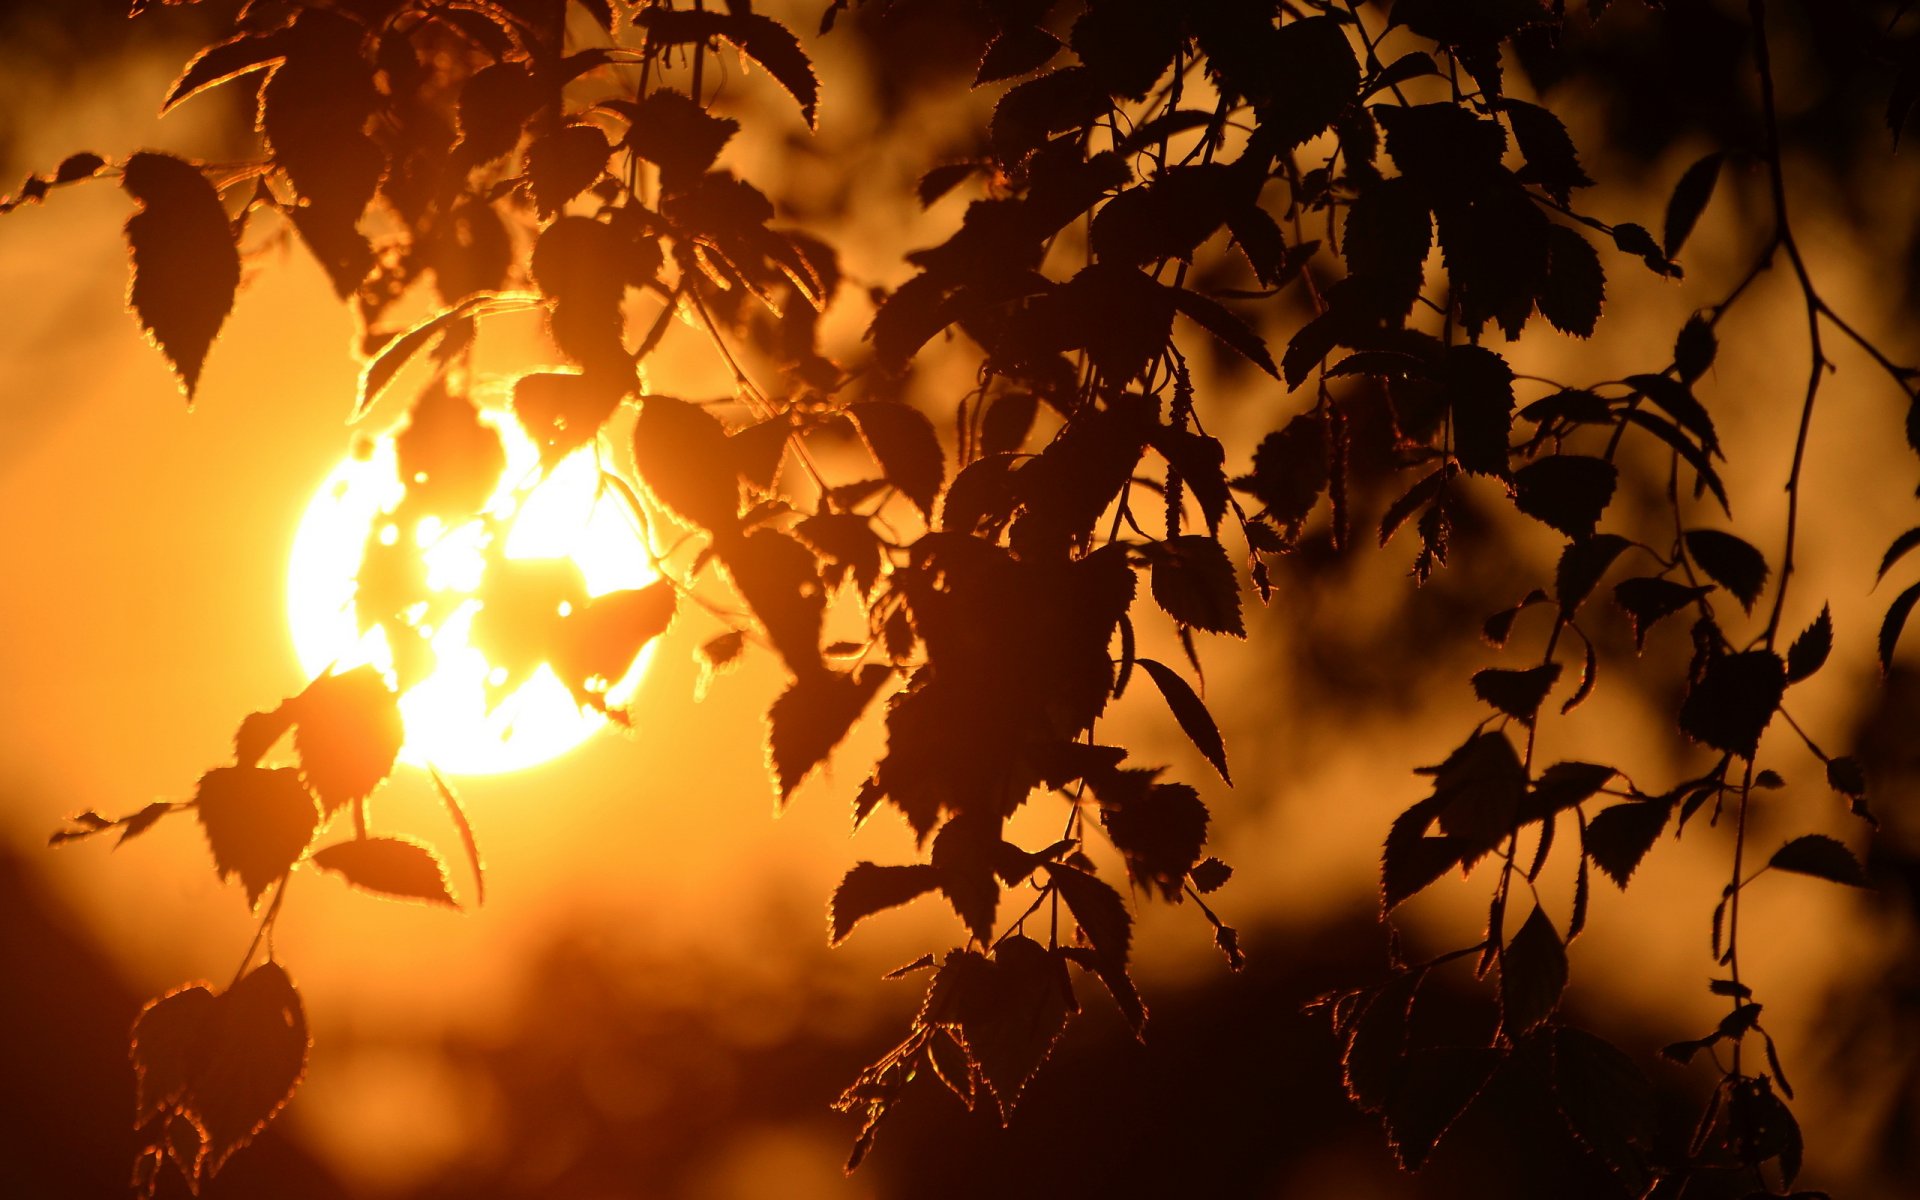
[948,937,1074,1122]
[53,152,105,183]
[553,581,677,704]
[1512,455,1616,537]
[635,10,820,127]
[1684,529,1769,612]
[186,962,308,1175]
[525,124,611,217]
[120,152,240,400]
[1503,100,1593,203]
[633,396,741,530]
[1169,289,1277,377]
[1045,862,1132,965]
[828,862,942,943]
[1880,580,1920,672]
[1785,605,1832,683]
[847,401,944,520]
[1612,577,1711,650]
[357,303,480,417]
[289,665,405,814]
[162,31,289,113]
[977,24,1062,84]
[1675,314,1718,383]
[1241,412,1329,528]
[766,665,890,800]
[1662,152,1724,259]
[132,983,219,1127]
[1531,761,1617,815]
[1471,663,1562,725]
[1443,345,1516,478]
[1627,374,1718,455]
[1583,801,1670,887]
[1768,834,1869,887]
[1257,16,1360,149]
[309,836,457,907]
[1620,408,1729,512]
[1553,1027,1654,1186]
[195,767,318,908]
[1556,534,1632,615]
[1679,650,1786,758]
[1136,658,1230,783]
[1502,905,1568,1035]
[981,391,1041,458]
[1148,535,1244,637]
[1385,1046,1501,1171]
[1879,526,1920,583]
[1100,782,1209,898]
[1537,225,1605,339]
[917,162,984,208]
[1190,857,1232,893]
[615,89,739,192]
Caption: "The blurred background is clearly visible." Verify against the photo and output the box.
[2,1,1918,1197]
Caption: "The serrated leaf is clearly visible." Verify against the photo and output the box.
[1584,801,1669,887]
[525,124,610,217]
[1189,857,1232,893]
[767,665,890,800]
[1471,663,1561,725]
[1679,650,1785,758]
[1444,345,1516,478]
[1136,657,1230,783]
[1675,314,1717,383]
[1170,288,1277,377]
[121,152,240,400]
[1045,862,1132,965]
[1385,1046,1501,1171]
[1512,455,1616,537]
[1553,1027,1654,1186]
[1612,576,1711,650]
[290,666,405,814]
[1537,224,1604,338]
[1627,374,1718,455]
[1501,905,1568,1035]
[1684,529,1768,612]
[1149,535,1244,637]
[1768,834,1869,887]
[195,767,318,908]
[162,31,289,113]
[1785,605,1832,683]
[1880,580,1920,672]
[847,401,944,520]
[633,396,740,530]
[309,836,456,906]
[635,10,819,127]
[829,862,942,943]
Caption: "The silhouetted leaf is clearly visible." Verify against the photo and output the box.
[1879,580,1920,671]
[767,665,890,799]
[1472,663,1561,725]
[1627,374,1718,455]
[847,401,944,520]
[455,61,542,165]
[1768,834,1868,887]
[290,666,405,814]
[1136,658,1230,783]
[1502,905,1568,1035]
[1554,1027,1654,1185]
[635,10,820,127]
[633,396,740,530]
[1537,224,1604,338]
[1338,971,1419,1111]
[1444,345,1516,477]
[1513,455,1616,537]
[829,862,942,944]
[132,982,217,1127]
[120,152,240,400]
[917,162,984,208]
[1341,176,1433,323]
[526,124,610,217]
[357,304,479,417]
[1258,16,1360,149]
[233,705,296,769]
[1100,782,1208,899]
[1610,221,1678,276]
[1386,1046,1501,1171]
[1190,857,1232,893]
[1785,605,1831,683]
[310,836,456,907]
[1380,465,1452,549]
[1503,100,1592,203]
[1684,529,1768,612]
[1556,534,1631,615]
[1170,288,1277,377]
[195,767,318,908]
[977,24,1061,84]
[554,581,677,704]
[613,88,739,192]
[162,30,288,113]
[1148,535,1243,637]
[1662,152,1724,259]
[944,937,1074,1122]
[394,379,507,522]
[513,369,625,464]
[1620,408,1728,511]
[1045,862,1132,965]
[1532,762,1617,816]
[1675,314,1717,383]
[1241,412,1328,528]
[721,527,828,676]
[1582,798,1674,883]
[1679,650,1785,757]
[1613,577,1711,650]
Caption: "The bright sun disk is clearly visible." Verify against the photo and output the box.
[287,410,657,775]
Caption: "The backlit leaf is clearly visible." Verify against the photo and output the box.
[1512,455,1616,537]
[1662,152,1724,259]
[766,665,890,800]
[1501,905,1567,1035]
[1785,605,1831,683]
[1678,650,1785,758]
[1584,800,1669,887]
[1471,663,1561,725]
[847,401,944,520]
[289,665,405,814]
[1684,529,1768,612]
[195,767,318,908]
[1148,535,1244,637]
[1768,834,1869,887]
[828,862,942,944]
[1136,657,1230,783]
[635,10,820,127]
[120,151,240,400]
[310,836,457,907]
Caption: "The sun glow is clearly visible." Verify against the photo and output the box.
[288,411,657,775]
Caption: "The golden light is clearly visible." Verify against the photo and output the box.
[287,409,657,775]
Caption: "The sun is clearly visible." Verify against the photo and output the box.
[287,405,659,775]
